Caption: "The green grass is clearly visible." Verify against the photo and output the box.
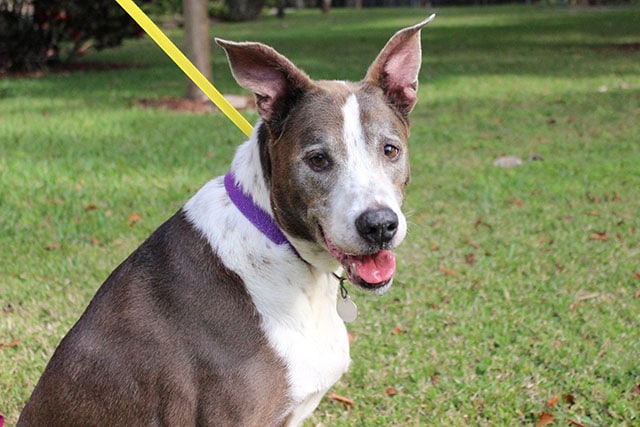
[1,5,639,425]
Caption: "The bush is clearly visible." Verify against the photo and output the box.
[0,0,141,73]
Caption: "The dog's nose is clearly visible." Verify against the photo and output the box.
[356,208,399,246]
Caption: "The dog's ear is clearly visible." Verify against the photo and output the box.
[364,14,435,118]
[216,39,312,124]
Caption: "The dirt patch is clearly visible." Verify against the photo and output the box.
[5,62,140,78]
[596,42,640,53]
[138,95,255,114]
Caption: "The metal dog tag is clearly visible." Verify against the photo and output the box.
[337,295,358,323]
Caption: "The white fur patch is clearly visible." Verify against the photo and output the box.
[183,130,350,426]
[323,94,407,254]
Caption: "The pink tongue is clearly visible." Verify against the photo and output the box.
[352,250,396,284]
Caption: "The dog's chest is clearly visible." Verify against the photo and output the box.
[256,271,351,424]
[184,178,350,418]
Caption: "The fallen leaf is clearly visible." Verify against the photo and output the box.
[633,384,640,396]
[508,198,524,207]
[536,411,555,427]
[586,210,600,217]
[44,243,61,251]
[474,217,493,231]
[465,238,480,249]
[568,419,588,427]
[430,375,439,386]
[590,231,608,241]
[546,395,559,409]
[465,253,476,265]
[90,236,103,247]
[439,265,458,277]
[430,243,440,251]
[633,272,640,281]
[571,291,602,309]
[586,192,600,204]
[129,213,142,227]
[392,326,404,334]
[385,387,398,396]
[85,203,98,211]
[328,392,353,409]
[0,338,20,350]
[347,331,355,344]
[564,393,576,405]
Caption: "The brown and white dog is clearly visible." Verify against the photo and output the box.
[18,15,434,426]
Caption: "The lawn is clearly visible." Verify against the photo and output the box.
[1,4,639,425]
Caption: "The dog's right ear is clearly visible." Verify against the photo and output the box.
[216,39,313,125]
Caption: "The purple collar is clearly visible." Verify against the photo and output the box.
[224,172,296,251]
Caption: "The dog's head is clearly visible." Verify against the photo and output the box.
[217,16,434,293]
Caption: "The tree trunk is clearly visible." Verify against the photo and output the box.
[183,0,211,101]
[321,0,331,14]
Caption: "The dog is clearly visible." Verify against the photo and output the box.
[18,14,434,426]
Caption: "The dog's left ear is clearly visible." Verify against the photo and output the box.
[365,14,435,118]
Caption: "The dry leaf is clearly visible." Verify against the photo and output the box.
[465,253,476,265]
[508,198,524,207]
[571,291,602,309]
[474,217,493,231]
[564,394,576,405]
[0,338,20,350]
[465,239,480,249]
[430,243,440,251]
[347,331,355,344]
[129,213,142,227]
[633,384,640,396]
[439,265,458,277]
[546,395,559,409]
[590,231,608,241]
[430,375,439,386]
[385,387,398,396]
[90,236,103,247]
[85,203,98,211]
[568,419,588,427]
[328,392,353,409]
[536,411,555,427]
[586,192,600,204]
[633,272,640,281]
[44,243,61,251]
[392,326,404,335]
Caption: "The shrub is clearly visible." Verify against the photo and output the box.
[0,0,141,73]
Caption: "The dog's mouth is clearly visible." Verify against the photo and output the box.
[322,230,396,291]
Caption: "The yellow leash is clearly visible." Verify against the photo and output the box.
[115,0,254,138]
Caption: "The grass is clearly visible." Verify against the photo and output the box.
[1,4,639,425]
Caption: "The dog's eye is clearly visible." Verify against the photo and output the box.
[383,144,401,161]
[306,152,331,171]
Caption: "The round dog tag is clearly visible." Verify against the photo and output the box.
[337,295,358,323]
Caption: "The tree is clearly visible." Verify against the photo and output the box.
[182,0,211,100]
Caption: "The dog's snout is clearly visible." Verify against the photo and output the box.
[356,208,399,246]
